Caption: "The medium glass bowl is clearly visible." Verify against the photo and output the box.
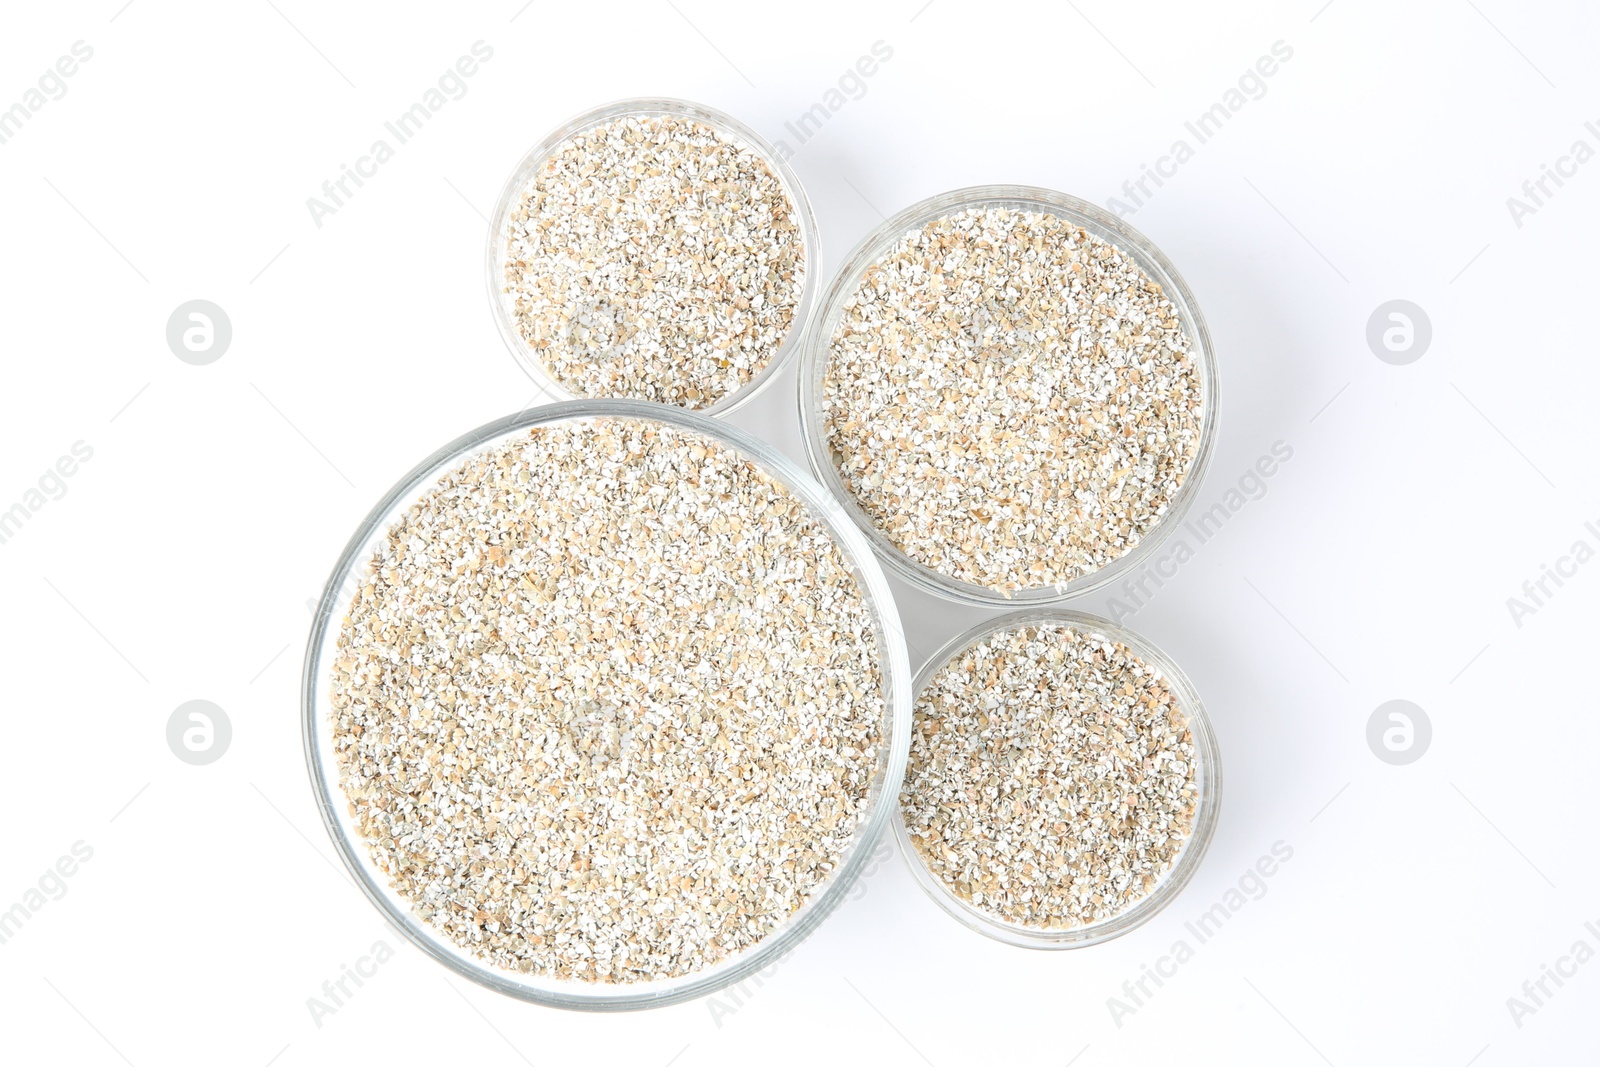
[893,608,1221,949]
[301,400,910,1010]
[486,98,821,417]
[798,185,1219,606]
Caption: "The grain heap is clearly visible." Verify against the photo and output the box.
[900,621,1197,929]
[821,207,1203,594]
[329,417,884,982]
[502,113,806,408]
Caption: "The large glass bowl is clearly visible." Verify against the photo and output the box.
[302,400,910,1010]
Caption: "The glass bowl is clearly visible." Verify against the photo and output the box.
[486,98,821,418]
[798,185,1219,606]
[301,400,910,1010]
[893,608,1221,949]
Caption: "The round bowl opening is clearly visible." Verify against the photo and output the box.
[487,99,821,419]
[303,400,909,1010]
[798,185,1219,606]
[893,608,1221,949]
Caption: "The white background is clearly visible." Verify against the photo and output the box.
[1,1,1596,1063]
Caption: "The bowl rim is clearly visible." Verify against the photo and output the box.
[797,184,1221,606]
[484,97,822,419]
[301,399,912,1010]
[892,607,1222,949]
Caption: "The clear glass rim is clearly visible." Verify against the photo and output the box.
[484,98,822,419]
[300,399,911,1010]
[797,184,1221,607]
[893,607,1222,949]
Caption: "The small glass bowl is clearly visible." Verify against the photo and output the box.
[798,185,1219,606]
[301,400,911,1010]
[893,608,1221,949]
[486,98,821,418]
